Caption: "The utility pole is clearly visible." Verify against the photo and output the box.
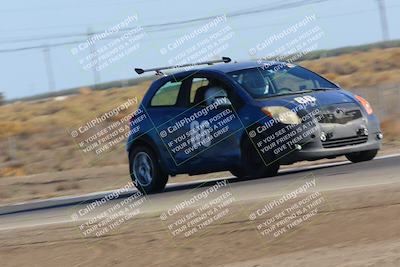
[376,0,390,41]
[87,28,101,89]
[43,45,56,92]
[8,137,17,161]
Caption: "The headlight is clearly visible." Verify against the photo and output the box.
[261,106,301,125]
[355,95,373,115]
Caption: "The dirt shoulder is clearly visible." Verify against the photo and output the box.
[1,178,400,266]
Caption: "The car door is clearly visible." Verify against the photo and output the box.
[177,75,243,172]
[145,77,193,168]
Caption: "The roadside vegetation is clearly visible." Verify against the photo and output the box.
[301,47,400,88]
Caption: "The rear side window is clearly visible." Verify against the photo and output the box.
[150,81,182,106]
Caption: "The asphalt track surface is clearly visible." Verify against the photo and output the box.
[0,154,399,231]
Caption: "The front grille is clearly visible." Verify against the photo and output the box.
[322,135,368,148]
[318,103,362,124]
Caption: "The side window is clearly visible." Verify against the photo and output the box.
[190,77,233,107]
[190,78,210,105]
[150,80,182,106]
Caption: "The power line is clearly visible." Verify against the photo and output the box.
[0,0,153,13]
[0,4,397,54]
[230,7,394,32]
[0,0,331,46]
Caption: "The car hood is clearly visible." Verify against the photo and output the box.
[255,90,357,109]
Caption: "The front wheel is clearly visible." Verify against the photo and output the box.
[231,138,280,179]
[129,146,168,194]
[345,149,378,163]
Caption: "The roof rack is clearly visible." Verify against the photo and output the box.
[134,56,231,76]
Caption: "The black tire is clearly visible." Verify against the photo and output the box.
[129,145,168,194]
[345,149,378,163]
[231,138,280,179]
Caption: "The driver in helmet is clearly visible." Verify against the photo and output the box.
[204,79,231,106]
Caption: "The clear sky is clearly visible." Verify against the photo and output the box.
[0,0,399,99]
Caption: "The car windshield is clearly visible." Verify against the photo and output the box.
[228,64,339,98]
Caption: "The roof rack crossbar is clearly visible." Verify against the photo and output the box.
[135,56,231,75]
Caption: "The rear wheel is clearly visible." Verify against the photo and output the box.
[129,145,168,194]
[345,149,378,163]
[231,138,280,179]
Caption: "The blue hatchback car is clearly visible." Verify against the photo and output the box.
[128,57,382,193]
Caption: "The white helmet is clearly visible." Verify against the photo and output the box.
[204,87,231,106]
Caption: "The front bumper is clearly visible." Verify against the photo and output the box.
[279,113,382,164]
[250,108,382,165]
[280,133,381,164]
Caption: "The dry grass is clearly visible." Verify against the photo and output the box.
[55,183,80,192]
[0,166,26,177]
[0,82,149,177]
[381,118,400,143]
[300,47,400,88]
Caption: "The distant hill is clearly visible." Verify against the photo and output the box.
[7,39,400,103]
[299,39,400,60]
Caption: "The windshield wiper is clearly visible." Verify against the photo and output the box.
[308,87,337,91]
[278,89,317,95]
[257,90,313,98]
